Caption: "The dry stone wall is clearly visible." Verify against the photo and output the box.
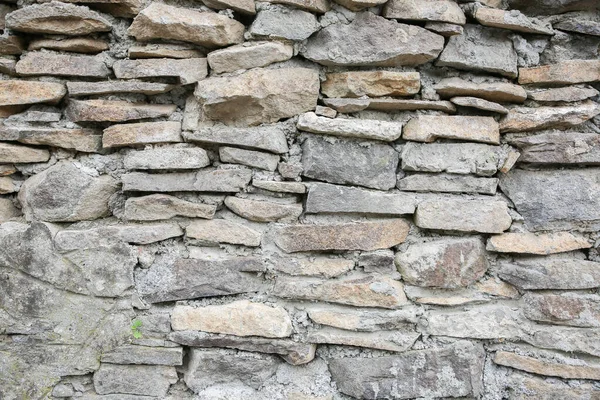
[1,0,600,398]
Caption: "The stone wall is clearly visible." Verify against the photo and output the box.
[1,0,600,398]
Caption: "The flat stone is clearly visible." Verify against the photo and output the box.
[403,115,499,144]
[67,100,176,123]
[528,86,599,102]
[124,146,210,170]
[253,180,306,194]
[323,97,456,113]
[274,219,410,252]
[358,250,397,275]
[0,142,49,163]
[307,305,419,331]
[0,57,16,75]
[507,375,600,400]
[172,300,292,338]
[401,142,507,176]
[302,135,399,190]
[15,52,109,78]
[195,67,319,126]
[451,96,509,114]
[0,198,20,222]
[329,341,484,399]
[128,44,204,59]
[273,275,408,308]
[396,237,488,288]
[0,177,17,194]
[494,351,600,380]
[472,6,554,34]
[55,223,183,248]
[208,41,293,74]
[122,169,251,192]
[219,147,279,171]
[404,283,517,306]
[5,109,61,123]
[203,0,255,14]
[101,345,183,366]
[103,121,181,148]
[506,131,600,164]
[554,12,600,36]
[321,71,420,98]
[124,194,216,221]
[508,0,600,15]
[315,105,337,118]
[298,112,402,142]
[250,5,319,41]
[529,325,600,357]
[93,364,177,397]
[140,257,264,303]
[0,35,23,55]
[6,3,111,35]
[302,12,444,66]
[0,126,102,153]
[437,24,518,78]
[187,219,261,246]
[498,256,600,289]
[28,37,108,53]
[128,3,244,48]
[331,0,385,11]
[184,124,289,154]
[36,0,142,18]
[398,173,498,195]
[263,0,330,12]
[307,327,420,352]
[272,256,354,278]
[425,21,464,36]
[487,232,591,255]
[434,77,527,103]
[500,102,600,132]
[518,60,600,85]
[113,58,207,85]
[225,196,302,222]
[0,164,16,176]
[499,168,600,231]
[67,81,174,96]
[383,0,466,24]
[0,80,65,107]
[415,198,512,233]
[524,292,600,328]
[305,182,417,215]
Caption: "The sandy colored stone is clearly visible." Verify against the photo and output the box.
[506,131,600,165]
[275,219,410,252]
[37,0,142,18]
[272,257,354,278]
[128,44,204,59]
[67,81,174,96]
[323,98,456,113]
[0,35,24,55]
[473,6,554,34]
[524,292,600,328]
[528,86,599,102]
[27,37,108,53]
[297,112,403,142]
[384,0,466,24]
[225,196,303,222]
[307,327,420,352]
[507,375,600,400]
[0,142,50,163]
[172,300,292,338]
[424,21,464,36]
[253,180,306,194]
[263,0,330,12]
[102,121,181,148]
[67,100,176,123]
[122,169,251,192]
[0,177,17,194]
[113,58,207,85]
[186,219,261,247]
[249,5,320,41]
[184,124,289,154]
[219,147,279,171]
[398,174,498,195]
[487,232,591,255]
[207,41,293,74]
[434,77,527,103]
[451,96,509,114]
[500,101,600,132]
[332,0,385,10]
[124,194,216,221]
[0,80,65,106]
[307,305,418,331]
[518,60,600,85]
[203,0,255,14]
[93,364,177,397]
[128,3,244,48]
[403,115,499,144]
[315,105,336,118]
[124,146,209,170]
[321,71,420,98]
[494,351,600,380]
[0,126,101,153]
[15,52,109,78]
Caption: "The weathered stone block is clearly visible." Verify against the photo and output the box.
[124,146,210,170]
[500,102,600,132]
[472,6,554,34]
[15,52,109,78]
[434,77,527,103]
[0,80,65,106]
[494,351,600,380]
[225,196,302,222]
[505,131,600,164]
[0,142,50,163]
[307,305,419,331]
[187,219,261,246]
[113,58,208,84]
[487,232,591,255]
[403,115,500,144]
[0,126,102,153]
[103,121,182,148]
[184,124,289,154]
[122,169,251,192]
[398,173,498,195]
[124,194,216,221]
[307,327,420,352]
[67,80,174,96]
[524,292,600,327]
[498,257,600,289]
[93,364,177,397]
[67,100,176,123]
[219,147,279,171]
[249,4,319,40]
[101,345,183,366]
[383,0,466,24]
[271,256,354,278]
[518,59,600,85]
[207,41,293,73]
[321,71,420,98]
[297,112,403,141]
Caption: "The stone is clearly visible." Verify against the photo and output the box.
[323,98,457,113]
[128,43,204,59]
[0,165,16,176]
[321,71,420,98]
[451,96,509,114]
[404,284,513,306]
[499,169,600,231]
[500,102,600,132]
[67,81,174,96]
[302,12,444,66]
[124,194,216,221]
[18,161,118,222]
[315,105,337,118]
[331,0,386,11]
[0,80,65,106]
[506,375,600,400]
[425,21,464,36]
[528,86,599,102]
[122,169,251,192]
[401,142,507,176]
[518,60,600,85]
[208,41,293,74]
[529,325,600,357]
[0,199,21,222]
[506,131,600,164]
[329,341,484,399]
[434,77,527,103]
[508,0,600,15]
[93,364,177,397]
[263,0,330,12]
[195,67,319,126]
[396,237,488,288]
[0,126,101,153]
[383,0,466,24]
[184,124,289,154]
[302,136,399,190]
[219,147,279,171]
[297,112,403,142]
[0,57,16,75]
[403,115,500,144]
[271,256,354,278]
[67,100,176,123]
[124,147,210,170]
[28,37,108,53]
[398,173,498,195]
[55,223,183,247]
[437,25,518,78]
[253,180,306,194]
[101,345,183,366]
[6,3,111,35]
[524,292,600,327]
[128,3,244,48]
[203,0,255,14]
[498,257,600,290]
[415,198,512,233]
[140,257,264,303]
[494,351,600,380]
[307,327,420,352]
[250,5,319,41]
[554,12,600,36]
[275,219,410,252]
[0,142,49,163]
[307,305,419,331]
[487,232,591,254]
[103,121,182,148]
[225,196,302,222]
[15,52,109,78]
[305,182,417,215]
[273,275,408,308]
[358,250,397,275]
[172,300,292,338]
[113,58,208,85]
[37,0,143,18]
[0,177,17,194]
[472,6,554,35]
[186,219,261,246]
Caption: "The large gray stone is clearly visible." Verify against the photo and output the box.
[398,173,498,195]
[122,169,251,192]
[93,364,178,397]
[124,146,210,170]
[249,4,319,40]
[505,132,600,165]
[297,112,403,142]
[523,292,600,327]
[15,52,109,78]
[124,194,216,221]
[113,58,208,85]
[183,124,289,154]
[0,126,102,153]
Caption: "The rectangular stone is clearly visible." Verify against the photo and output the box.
[321,70,420,98]
[403,115,500,144]
[472,6,554,34]
[506,131,600,164]
[434,77,527,103]
[398,173,498,195]
[67,100,176,123]
[113,58,208,84]
[15,51,109,78]
[0,126,102,153]
[67,80,174,96]
[524,292,600,327]
[186,219,261,247]
[487,232,591,255]
[122,169,251,192]
[93,364,177,397]
[183,124,289,154]
[494,351,600,380]
[306,326,420,352]
[518,60,600,85]
[219,146,279,171]
[297,112,402,141]
[307,305,419,331]
[207,40,293,73]
[124,146,210,170]
[499,102,600,132]
[124,194,216,221]
[224,196,302,223]
[0,142,50,163]
[272,256,354,278]
[0,80,65,106]
[103,121,182,148]
[252,180,306,194]
[101,345,183,366]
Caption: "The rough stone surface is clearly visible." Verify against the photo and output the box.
[203,0,255,14]
[0,80,65,106]
[494,351,600,380]
[398,173,499,195]
[271,256,354,278]
[67,100,176,123]
[506,131,600,164]
[434,77,527,103]
[528,86,599,102]
[487,232,591,254]
[93,364,178,397]
[306,327,420,352]
[207,41,293,73]
[187,219,261,246]
[403,115,500,144]
[103,121,182,148]
[101,345,183,366]
[225,196,302,222]
[113,58,208,84]
[124,146,210,170]
[184,125,289,154]
[307,305,419,331]
[451,96,509,114]
[219,147,279,171]
[250,5,320,41]
[383,0,466,24]
[500,102,600,132]
[518,60,600,85]
[473,6,554,35]
[124,194,216,221]
[524,292,600,327]
[15,52,110,78]
[122,169,252,192]
[0,127,101,152]
[28,37,108,53]
[67,80,174,96]
[321,71,420,98]
[298,112,402,142]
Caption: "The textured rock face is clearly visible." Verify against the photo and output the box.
[506,132,600,164]
[16,52,110,78]
[384,0,466,24]
[0,80,66,106]
[298,112,403,141]
[207,41,293,73]
[321,71,421,98]
[402,115,499,144]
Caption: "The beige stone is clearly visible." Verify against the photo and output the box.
[524,292,600,328]
[528,86,600,102]
[0,165,16,176]
[321,71,420,98]
[415,199,512,233]
[0,57,16,75]
[0,143,50,163]
[297,112,403,142]
[219,147,279,171]
[507,375,600,400]
[128,44,204,59]
[225,196,302,223]
[124,194,216,221]
[403,115,499,144]
[252,180,306,194]
[67,81,174,96]
[473,7,554,35]
[474,277,520,299]
[434,77,527,103]
[0,126,102,153]
[424,21,463,36]
[37,0,142,18]
[113,58,207,85]
[102,121,181,148]
[128,3,245,48]
[203,0,255,14]
[171,300,293,338]
[332,0,386,11]
[306,327,420,352]
[487,232,591,255]
[263,0,330,13]
[207,41,293,74]
[186,219,261,247]
[494,351,600,380]
[122,169,251,193]
[500,101,600,132]
[67,100,176,123]
[307,305,418,331]
[0,177,17,194]
[384,0,466,24]
[272,257,354,278]
[518,60,600,85]
[450,96,509,114]
[0,198,20,222]
[0,80,65,106]
[28,37,108,53]
[15,52,109,78]
[0,35,24,55]
[124,146,210,170]
[323,98,456,114]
